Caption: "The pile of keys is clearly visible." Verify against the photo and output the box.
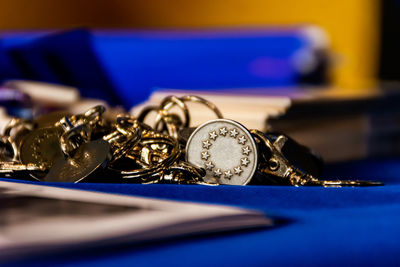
[0,95,382,186]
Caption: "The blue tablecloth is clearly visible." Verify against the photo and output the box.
[2,158,400,266]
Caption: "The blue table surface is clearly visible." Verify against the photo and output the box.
[2,158,400,266]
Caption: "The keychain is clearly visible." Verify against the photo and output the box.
[0,96,384,187]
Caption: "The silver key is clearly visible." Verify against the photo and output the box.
[185,119,258,185]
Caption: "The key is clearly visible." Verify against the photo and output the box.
[185,119,258,185]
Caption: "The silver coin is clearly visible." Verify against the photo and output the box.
[186,119,258,185]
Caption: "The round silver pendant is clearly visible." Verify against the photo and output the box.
[185,119,258,185]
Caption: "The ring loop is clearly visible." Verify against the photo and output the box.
[180,95,223,120]
[110,133,180,180]
[60,124,91,157]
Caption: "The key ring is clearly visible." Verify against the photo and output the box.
[3,118,34,161]
[158,95,190,128]
[137,96,190,139]
[112,133,181,182]
[0,95,385,186]
[251,129,317,186]
[250,129,383,187]
[157,95,223,131]
[60,123,91,158]
[179,95,223,119]
[70,105,106,127]
[185,118,383,187]
[0,135,18,161]
[104,115,142,161]
[138,95,223,140]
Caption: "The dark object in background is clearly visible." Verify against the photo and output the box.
[8,29,121,106]
[0,41,21,82]
[0,87,32,118]
[297,49,330,85]
[379,0,400,80]
[267,88,400,163]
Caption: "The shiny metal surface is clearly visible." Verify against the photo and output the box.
[186,119,258,185]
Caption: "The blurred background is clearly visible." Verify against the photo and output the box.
[0,0,382,89]
[1,0,400,163]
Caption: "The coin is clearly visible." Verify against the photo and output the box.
[19,127,64,169]
[44,139,111,183]
[186,119,258,185]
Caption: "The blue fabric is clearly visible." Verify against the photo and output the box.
[7,29,121,105]
[0,29,317,108]
[2,158,400,266]
[0,41,21,82]
[92,29,311,107]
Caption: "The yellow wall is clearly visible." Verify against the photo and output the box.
[0,0,380,88]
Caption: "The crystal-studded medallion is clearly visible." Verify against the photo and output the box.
[185,119,258,185]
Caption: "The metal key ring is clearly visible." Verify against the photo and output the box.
[115,117,140,139]
[179,95,223,120]
[68,105,106,128]
[137,105,160,123]
[106,117,143,161]
[112,134,180,179]
[154,96,190,138]
[159,95,190,126]
[0,135,18,161]
[250,129,318,186]
[136,105,179,137]
[84,105,106,121]
[60,123,91,157]
[3,118,33,137]
[166,161,206,179]
[250,129,383,187]
[3,118,34,161]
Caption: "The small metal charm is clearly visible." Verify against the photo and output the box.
[186,119,258,185]
[44,139,111,183]
[19,127,64,170]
